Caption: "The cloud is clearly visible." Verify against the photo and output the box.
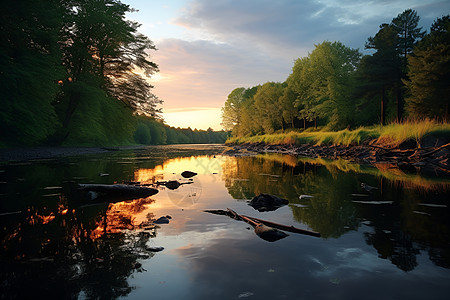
[175,0,449,52]
[140,0,449,129]
[152,38,292,111]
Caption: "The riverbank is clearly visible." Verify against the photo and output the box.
[0,146,145,162]
[223,139,450,174]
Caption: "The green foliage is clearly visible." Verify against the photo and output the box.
[0,0,64,145]
[134,123,152,145]
[226,120,449,147]
[133,116,228,145]
[222,9,445,138]
[404,15,450,120]
[254,82,285,133]
[0,0,165,147]
[61,80,135,146]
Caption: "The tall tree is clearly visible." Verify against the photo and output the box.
[391,9,426,70]
[389,9,426,120]
[287,57,311,129]
[0,0,64,145]
[363,24,402,125]
[279,85,299,129]
[289,42,360,129]
[59,0,160,130]
[253,82,285,133]
[221,87,246,135]
[404,15,450,120]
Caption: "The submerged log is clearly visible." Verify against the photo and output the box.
[227,208,289,242]
[242,215,321,237]
[78,183,158,199]
[204,209,320,239]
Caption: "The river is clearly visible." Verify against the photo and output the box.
[1,144,449,299]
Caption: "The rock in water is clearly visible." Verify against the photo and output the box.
[248,193,289,212]
[254,224,289,242]
[154,216,170,224]
[181,171,197,178]
[165,180,181,190]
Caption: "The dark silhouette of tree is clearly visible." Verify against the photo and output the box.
[404,15,450,120]
[361,24,402,125]
[0,0,64,145]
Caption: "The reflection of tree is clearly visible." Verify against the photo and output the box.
[0,195,158,299]
[357,179,450,271]
[221,154,450,272]
[221,155,360,238]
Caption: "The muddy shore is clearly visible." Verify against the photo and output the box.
[223,140,450,174]
[0,146,144,162]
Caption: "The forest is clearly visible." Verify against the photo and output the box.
[221,10,450,137]
[0,0,227,147]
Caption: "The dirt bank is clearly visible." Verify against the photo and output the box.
[223,139,450,174]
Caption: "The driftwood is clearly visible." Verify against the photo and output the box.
[78,183,158,201]
[241,215,321,237]
[224,139,450,173]
[226,208,289,242]
[204,209,320,240]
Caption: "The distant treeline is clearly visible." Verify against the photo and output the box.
[0,0,226,147]
[222,10,450,137]
[134,117,228,145]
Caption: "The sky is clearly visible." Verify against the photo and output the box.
[122,0,449,130]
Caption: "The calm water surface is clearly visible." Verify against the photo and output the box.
[1,145,449,299]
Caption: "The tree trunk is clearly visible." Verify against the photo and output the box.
[63,91,81,128]
[396,85,403,122]
[381,85,386,125]
[303,118,306,130]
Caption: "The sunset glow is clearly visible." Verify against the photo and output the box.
[123,0,449,130]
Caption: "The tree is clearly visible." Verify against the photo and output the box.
[253,82,285,133]
[0,0,64,145]
[288,42,360,129]
[362,24,402,124]
[221,87,246,134]
[391,9,426,70]
[390,9,426,120]
[288,57,313,128]
[59,0,160,130]
[404,15,450,120]
[279,85,299,129]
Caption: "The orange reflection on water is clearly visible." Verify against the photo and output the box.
[89,198,155,240]
[134,156,222,183]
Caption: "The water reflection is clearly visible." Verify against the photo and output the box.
[1,147,449,299]
[0,189,161,298]
[221,154,450,271]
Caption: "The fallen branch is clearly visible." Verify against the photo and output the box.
[204,209,320,238]
[242,215,321,237]
[419,142,450,158]
[226,208,289,242]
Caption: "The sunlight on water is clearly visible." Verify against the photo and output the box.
[0,145,449,299]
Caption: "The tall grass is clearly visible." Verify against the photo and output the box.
[226,119,450,147]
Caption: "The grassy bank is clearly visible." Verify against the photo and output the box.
[226,120,450,147]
